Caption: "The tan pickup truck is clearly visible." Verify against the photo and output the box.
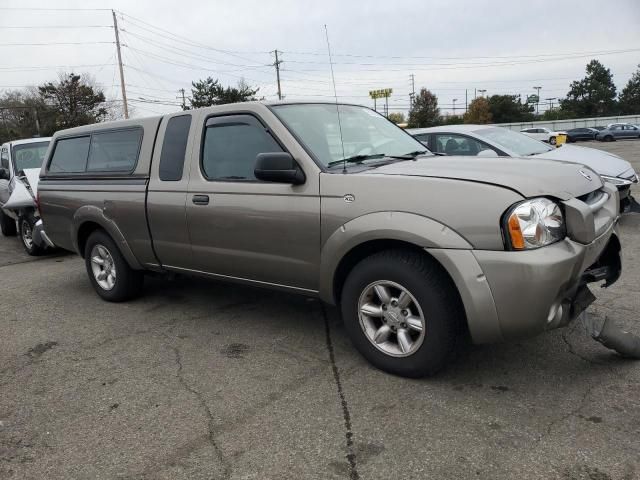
[38,102,622,377]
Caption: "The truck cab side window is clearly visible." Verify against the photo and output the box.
[159,115,192,181]
[49,136,90,173]
[202,119,283,181]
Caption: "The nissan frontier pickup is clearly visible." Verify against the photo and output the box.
[38,102,622,377]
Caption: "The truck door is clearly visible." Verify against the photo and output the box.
[184,112,321,292]
[146,112,195,268]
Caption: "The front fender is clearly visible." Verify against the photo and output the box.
[319,211,472,303]
[72,205,143,270]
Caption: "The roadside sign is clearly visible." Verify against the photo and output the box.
[527,94,539,104]
[369,88,393,99]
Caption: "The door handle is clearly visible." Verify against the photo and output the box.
[192,194,210,205]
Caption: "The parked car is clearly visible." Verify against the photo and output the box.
[0,137,53,253]
[520,127,567,145]
[596,123,640,141]
[409,125,638,213]
[38,102,621,377]
[566,127,598,142]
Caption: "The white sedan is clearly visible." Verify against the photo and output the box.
[409,124,638,213]
[520,127,567,145]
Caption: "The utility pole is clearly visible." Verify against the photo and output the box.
[273,50,283,101]
[32,108,40,137]
[465,89,468,113]
[533,86,541,116]
[409,74,415,109]
[112,10,129,119]
[452,98,457,116]
[178,88,186,110]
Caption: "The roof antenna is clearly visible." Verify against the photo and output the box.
[324,24,346,174]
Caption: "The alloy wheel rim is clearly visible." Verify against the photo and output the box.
[21,220,33,249]
[357,280,426,357]
[90,244,116,291]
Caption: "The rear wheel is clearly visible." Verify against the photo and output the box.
[0,210,17,236]
[84,229,143,302]
[340,249,463,377]
[19,215,44,256]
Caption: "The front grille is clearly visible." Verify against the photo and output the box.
[577,188,607,210]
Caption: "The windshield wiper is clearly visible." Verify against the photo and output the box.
[327,153,386,168]
[385,150,430,160]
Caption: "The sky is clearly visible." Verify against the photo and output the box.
[1,0,639,118]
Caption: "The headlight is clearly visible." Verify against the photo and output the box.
[600,174,635,186]
[503,198,565,250]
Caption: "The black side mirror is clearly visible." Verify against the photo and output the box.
[254,152,305,185]
[0,168,9,180]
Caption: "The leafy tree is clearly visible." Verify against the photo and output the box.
[463,97,492,124]
[188,77,259,109]
[0,89,49,144]
[408,89,439,128]
[38,73,107,129]
[487,95,534,123]
[387,112,406,124]
[619,65,640,114]
[560,60,618,117]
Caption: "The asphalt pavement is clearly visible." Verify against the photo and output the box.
[1,140,639,480]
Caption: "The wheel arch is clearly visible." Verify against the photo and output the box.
[319,211,472,305]
[73,205,143,270]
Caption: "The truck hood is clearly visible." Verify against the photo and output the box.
[368,156,602,200]
[531,144,632,177]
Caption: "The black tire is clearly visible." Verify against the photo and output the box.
[0,210,17,236]
[18,215,45,256]
[605,135,614,142]
[340,249,464,377]
[84,229,143,302]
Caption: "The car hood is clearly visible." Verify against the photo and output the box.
[369,156,601,200]
[531,144,632,177]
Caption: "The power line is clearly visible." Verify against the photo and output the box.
[0,41,113,46]
[0,25,112,29]
[280,47,640,60]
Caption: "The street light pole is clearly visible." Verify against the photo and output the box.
[452,98,457,116]
[533,86,542,115]
[478,89,487,97]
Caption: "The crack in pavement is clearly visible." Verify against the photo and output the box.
[321,305,360,480]
[169,344,231,479]
[539,380,598,442]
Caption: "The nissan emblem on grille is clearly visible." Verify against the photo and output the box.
[579,169,593,181]
[344,194,355,203]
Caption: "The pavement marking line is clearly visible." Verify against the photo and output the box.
[321,304,360,480]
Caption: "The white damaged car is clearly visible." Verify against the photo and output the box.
[0,138,55,254]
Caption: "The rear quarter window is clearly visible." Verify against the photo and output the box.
[49,136,91,173]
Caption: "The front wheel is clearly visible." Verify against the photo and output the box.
[19,215,44,256]
[605,135,614,142]
[341,249,463,377]
[84,230,143,302]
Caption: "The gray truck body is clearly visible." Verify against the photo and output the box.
[38,102,621,348]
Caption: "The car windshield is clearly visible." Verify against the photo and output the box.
[272,103,430,168]
[12,141,50,173]
[474,127,553,156]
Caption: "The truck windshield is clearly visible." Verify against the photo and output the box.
[12,141,50,173]
[474,127,553,156]
[272,104,429,168]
